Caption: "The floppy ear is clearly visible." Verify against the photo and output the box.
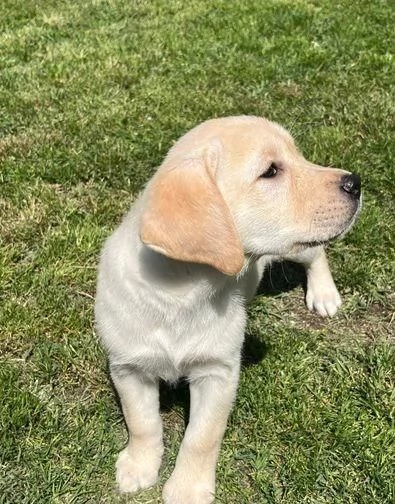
[139,146,244,275]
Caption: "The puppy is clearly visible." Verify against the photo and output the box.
[95,116,361,504]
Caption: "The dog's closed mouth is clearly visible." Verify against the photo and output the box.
[296,230,345,247]
[296,239,328,248]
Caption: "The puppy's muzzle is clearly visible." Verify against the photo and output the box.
[340,173,361,200]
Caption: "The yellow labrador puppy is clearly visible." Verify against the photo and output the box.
[95,116,361,504]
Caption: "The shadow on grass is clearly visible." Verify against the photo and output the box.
[258,260,307,297]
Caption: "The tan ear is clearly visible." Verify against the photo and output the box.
[139,151,244,275]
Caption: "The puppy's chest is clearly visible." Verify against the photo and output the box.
[129,293,246,381]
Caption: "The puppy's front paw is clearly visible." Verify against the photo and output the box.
[116,445,162,493]
[305,278,342,317]
[163,473,215,504]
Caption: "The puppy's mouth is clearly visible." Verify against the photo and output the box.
[294,229,346,251]
[295,236,338,249]
[297,199,362,249]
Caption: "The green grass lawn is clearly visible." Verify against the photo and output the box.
[1,0,394,503]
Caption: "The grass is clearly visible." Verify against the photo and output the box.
[0,0,394,502]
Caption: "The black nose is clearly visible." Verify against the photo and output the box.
[340,173,361,199]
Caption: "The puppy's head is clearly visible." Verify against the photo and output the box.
[140,116,361,275]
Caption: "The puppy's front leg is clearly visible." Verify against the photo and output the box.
[163,365,239,504]
[288,245,342,317]
[110,365,163,493]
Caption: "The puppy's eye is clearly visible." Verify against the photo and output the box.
[260,163,278,178]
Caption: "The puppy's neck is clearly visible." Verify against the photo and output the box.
[138,244,235,296]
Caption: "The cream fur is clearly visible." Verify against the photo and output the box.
[95,116,361,504]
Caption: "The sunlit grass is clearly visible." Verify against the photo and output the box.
[1,1,394,503]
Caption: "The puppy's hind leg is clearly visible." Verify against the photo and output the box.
[287,245,342,317]
[110,364,163,493]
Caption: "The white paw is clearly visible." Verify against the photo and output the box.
[163,474,215,504]
[116,445,162,493]
[305,279,342,317]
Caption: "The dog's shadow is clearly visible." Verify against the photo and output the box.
[160,260,306,422]
[257,259,306,297]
